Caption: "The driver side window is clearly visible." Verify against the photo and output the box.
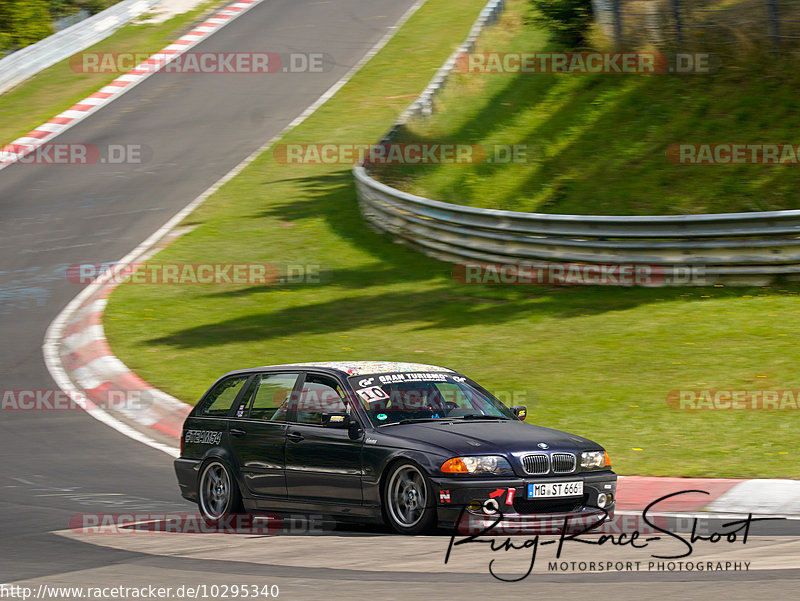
[295,374,347,425]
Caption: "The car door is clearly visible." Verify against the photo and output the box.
[284,372,364,504]
[185,373,251,459]
[227,371,300,499]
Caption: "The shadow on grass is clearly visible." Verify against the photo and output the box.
[371,55,800,216]
[151,272,777,349]
[247,169,450,288]
[149,151,800,350]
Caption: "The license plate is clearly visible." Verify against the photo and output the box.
[527,480,583,498]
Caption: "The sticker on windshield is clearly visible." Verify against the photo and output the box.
[376,413,388,421]
[357,386,389,403]
[377,372,447,383]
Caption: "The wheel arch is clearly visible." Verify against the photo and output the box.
[196,450,242,500]
[378,450,440,510]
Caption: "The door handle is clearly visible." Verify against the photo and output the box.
[230,428,247,438]
[286,432,304,443]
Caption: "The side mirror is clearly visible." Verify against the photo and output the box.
[510,405,528,421]
[322,412,351,429]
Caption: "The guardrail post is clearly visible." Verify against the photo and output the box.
[612,0,624,49]
[670,0,683,48]
[766,0,781,50]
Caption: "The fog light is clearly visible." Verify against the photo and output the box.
[597,493,608,508]
[467,500,482,512]
[482,498,500,515]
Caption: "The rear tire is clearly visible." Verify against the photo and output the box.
[198,459,243,523]
[382,461,437,535]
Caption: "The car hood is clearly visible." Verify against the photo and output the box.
[378,419,600,456]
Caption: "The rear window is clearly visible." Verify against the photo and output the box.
[246,372,299,421]
[200,376,248,417]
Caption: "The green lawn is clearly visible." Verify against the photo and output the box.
[372,0,800,215]
[104,0,800,479]
[0,1,225,146]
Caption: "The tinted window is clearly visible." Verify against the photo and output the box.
[295,374,347,425]
[247,372,299,421]
[201,376,248,416]
[348,372,515,426]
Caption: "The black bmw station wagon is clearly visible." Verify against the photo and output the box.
[174,361,617,534]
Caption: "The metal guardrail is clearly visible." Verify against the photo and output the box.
[354,166,800,281]
[0,0,162,96]
[591,0,799,51]
[399,0,505,120]
[353,0,800,285]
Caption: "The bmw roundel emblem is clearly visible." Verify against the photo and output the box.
[537,442,549,449]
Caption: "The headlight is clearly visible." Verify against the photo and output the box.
[441,455,513,475]
[581,450,611,470]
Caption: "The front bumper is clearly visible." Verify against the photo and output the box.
[431,470,617,533]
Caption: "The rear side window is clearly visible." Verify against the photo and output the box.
[200,376,248,416]
[247,373,299,421]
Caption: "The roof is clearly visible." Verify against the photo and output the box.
[270,361,455,376]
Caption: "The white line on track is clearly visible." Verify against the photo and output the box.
[0,0,264,174]
[43,0,428,457]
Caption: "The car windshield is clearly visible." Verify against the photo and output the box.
[347,372,515,427]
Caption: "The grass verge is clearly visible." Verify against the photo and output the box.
[0,1,226,146]
[372,0,800,215]
[104,0,800,478]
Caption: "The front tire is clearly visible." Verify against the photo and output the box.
[198,459,243,523]
[383,461,437,535]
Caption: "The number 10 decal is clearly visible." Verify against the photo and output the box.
[357,386,389,403]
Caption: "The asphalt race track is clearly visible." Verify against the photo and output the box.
[1,2,799,599]
[0,0,419,583]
